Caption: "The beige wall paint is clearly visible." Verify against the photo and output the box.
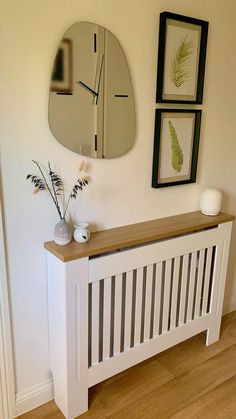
[1,0,236,396]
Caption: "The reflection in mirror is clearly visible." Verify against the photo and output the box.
[49,22,136,158]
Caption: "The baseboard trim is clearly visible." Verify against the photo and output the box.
[223,299,236,315]
[15,379,54,417]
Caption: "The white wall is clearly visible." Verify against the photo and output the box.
[1,0,236,406]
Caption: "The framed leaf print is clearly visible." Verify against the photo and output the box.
[50,39,72,93]
[152,109,201,188]
[156,12,208,104]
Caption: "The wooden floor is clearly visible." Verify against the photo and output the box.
[18,311,236,419]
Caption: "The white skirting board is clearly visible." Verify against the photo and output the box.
[15,379,54,417]
[223,298,236,316]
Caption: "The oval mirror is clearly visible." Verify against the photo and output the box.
[49,22,136,158]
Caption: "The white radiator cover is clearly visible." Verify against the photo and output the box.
[47,221,232,419]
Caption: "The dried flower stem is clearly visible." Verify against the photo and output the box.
[32,160,63,219]
[48,162,63,219]
[27,161,88,220]
[63,182,78,219]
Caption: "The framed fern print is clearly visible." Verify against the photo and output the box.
[50,39,72,93]
[156,12,208,104]
[152,109,201,188]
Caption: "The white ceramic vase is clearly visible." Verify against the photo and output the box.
[54,218,72,245]
[200,188,222,216]
[74,223,90,243]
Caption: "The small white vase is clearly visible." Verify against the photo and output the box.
[54,218,72,245]
[200,188,222,216]
[74,223,90,243]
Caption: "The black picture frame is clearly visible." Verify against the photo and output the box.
[152,109,201,188]
[156,12,208,104]
[50,39,73,93]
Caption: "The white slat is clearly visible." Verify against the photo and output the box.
[144,265,153,341]
[194,250,205,319]
[103,277,112,360]
[134,268,143,346]
[113,274,123,355]
[179,254,189,325]
[206,244,223,315]
[162,259,172,333]
[202,247,213,314]
[187,252,197,322]
[89,227,219,283]
[153,262,162,336]
[170,257,180,329]
[124,271,133,351]
[91,281,100,365]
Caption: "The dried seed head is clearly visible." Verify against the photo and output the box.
[78,161,85,172]
[79,175,88,182]
[33,188,40,194]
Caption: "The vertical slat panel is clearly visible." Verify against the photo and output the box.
[113,274,122,355]
[207,245,221,315]
[179,254,189,325]
[124,271,133,351]
[153,262,162,336]
[144,265,153,341]
[134,268,143,346]
[91,281,99,365]
[187,252,197,322]
[170,257,180,329]
[194,249,205,318]
[202,247,213,314]
[162,259,172,332]
[103,277,112,360]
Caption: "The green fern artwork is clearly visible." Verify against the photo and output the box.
[168,120,183,173]
[170,35,194,87]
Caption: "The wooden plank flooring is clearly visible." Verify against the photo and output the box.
[18,311,236,419]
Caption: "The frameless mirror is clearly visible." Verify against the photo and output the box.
[49,22,136,158]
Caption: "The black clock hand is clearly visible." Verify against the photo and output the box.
[76,81,98,97]
[95,55,104,105]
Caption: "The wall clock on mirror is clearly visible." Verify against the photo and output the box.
[49,22,136,158]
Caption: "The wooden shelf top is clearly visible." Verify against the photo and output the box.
[44,211,235,262]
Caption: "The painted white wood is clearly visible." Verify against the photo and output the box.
[91,281,99,365]
[162,259,172,333]
[0,311,8,419]
[194,249,205,319]
[143,265,153,341]
[15,378,54,416]
[170,256,180,329]
[0,179,15,419]
[153,263,162,337]
[124,271,133,351]
[89,227,220,283]
[187,252,197,322]
[103,277,111,360]
[208,243,224,317]
[113,274,122,355]
[47,220,233,418]
[134,268,143,346]
[88,312,213,387]
[202,247,213,315]
[179,254,189,325]
[47,253,89,419]
[206,222,233,345]
[0,377,4,419]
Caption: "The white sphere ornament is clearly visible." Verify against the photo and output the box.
[200,188,222,216]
